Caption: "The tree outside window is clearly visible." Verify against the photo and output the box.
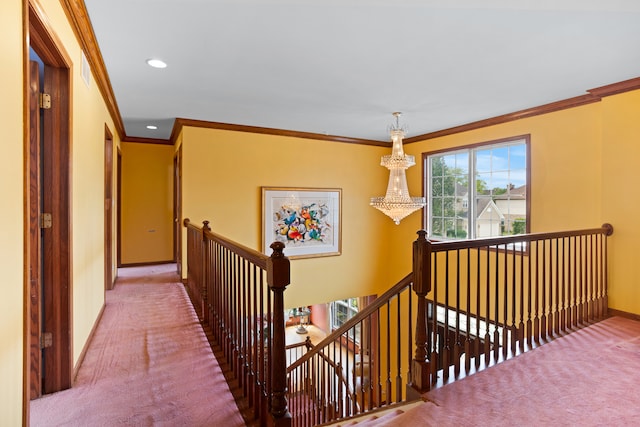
[424,136,529,240]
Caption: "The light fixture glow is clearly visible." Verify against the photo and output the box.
[146,125,158,130]
[370,112,426,225]
[146,58,167,69]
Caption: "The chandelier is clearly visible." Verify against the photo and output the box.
[370,112,426,225]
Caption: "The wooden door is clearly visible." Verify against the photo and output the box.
[28,2,73,399]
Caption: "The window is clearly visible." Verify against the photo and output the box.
[424,136,529,240]
[330,298,359,339]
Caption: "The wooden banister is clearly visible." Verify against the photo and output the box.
[183,219,291,427]
[287,273,413,373]
[184,218,613,427]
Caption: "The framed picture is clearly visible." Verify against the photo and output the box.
[262,187,341,259]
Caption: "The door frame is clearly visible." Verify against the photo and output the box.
[116,147,122,267]
[24,0,73,417]
[104,125,114,290]
[173,146,182,276]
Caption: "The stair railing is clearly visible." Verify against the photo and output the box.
[286,223,614,426]
[414,223,614,388]
[287,273,415,426]
[184,219,292,427]
[184,218,613,427]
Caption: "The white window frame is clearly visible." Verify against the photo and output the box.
[330,298,360,341]
[423,135,530,241]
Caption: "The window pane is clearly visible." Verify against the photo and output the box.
[491,146,510,171]
[509,144,526,170]
[432,198,443,217]
[431,217,443,237]
[443,197,456,217]
[432,176,443,197]
[491,171,510,192]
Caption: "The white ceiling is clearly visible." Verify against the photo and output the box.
[84,0,640,142]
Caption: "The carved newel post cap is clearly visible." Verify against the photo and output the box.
[416,229,428,240]
[270,241,286,258]
[202,220,211,232]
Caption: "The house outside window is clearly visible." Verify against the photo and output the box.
[424,135,529,240]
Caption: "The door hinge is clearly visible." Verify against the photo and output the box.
[39,93,51,109]
[41,332,53,349]
[40,213,52,229]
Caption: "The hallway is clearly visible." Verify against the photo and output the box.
[30,264,246,426]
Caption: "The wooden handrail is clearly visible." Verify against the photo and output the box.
[427,223,613,252]
[183,218,292,427]
[287,273,413,373]
[421,223,614,388]
[184,218,269,268]
[185,217,614,427]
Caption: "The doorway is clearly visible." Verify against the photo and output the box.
[26,2,73,401]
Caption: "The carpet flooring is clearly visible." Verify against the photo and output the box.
[30,264,246,427]
[338,316,640,426]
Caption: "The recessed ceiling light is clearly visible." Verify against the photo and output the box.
[146,58,167,69]
[146,125,158,130]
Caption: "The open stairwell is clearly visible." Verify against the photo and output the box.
[183,220,614,427]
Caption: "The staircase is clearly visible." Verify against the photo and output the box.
[184,219,614,427]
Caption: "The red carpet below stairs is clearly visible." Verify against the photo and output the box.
[30,264,245,427]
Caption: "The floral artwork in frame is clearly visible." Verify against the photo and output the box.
[262,187,341,259]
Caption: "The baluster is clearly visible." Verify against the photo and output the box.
[465,248,472,373]
[443,252,451,379]
[502,244,508,359]
[571,236,577,328]
[493,244,500,361]
[475,248,481,369]
[553,238,562,336]
[510,243,517,354]
[484,245,491,365]
[561,237,567,332]
[540,240,547,341]
[454,249,462,377]
[595,234,602,319]
[526,240,533,347]
[431,252,439,385]
[603,224,613,313]
[578,235,584,324]
[200,221,210,322]
[385,301,391,406]
[589,234,595,320]
[518,241,525,352]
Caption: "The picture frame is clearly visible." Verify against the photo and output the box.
[262,187,341,259]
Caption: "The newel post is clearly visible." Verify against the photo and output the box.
[411,230,432,393]
[200,221,211,323]
[267,241,292,427]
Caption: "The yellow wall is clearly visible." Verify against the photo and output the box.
[601,90,640,314]
[405,97,639,315]
[0,0,120,423]
[1,0,27,422]
[180,126,400,308]
[120,142,174,264]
